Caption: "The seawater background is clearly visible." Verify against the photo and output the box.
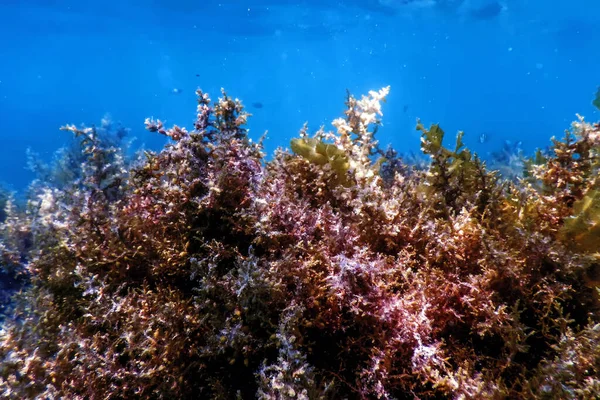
[0,0,598,190]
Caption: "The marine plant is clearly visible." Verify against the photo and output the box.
[0,86,598,399]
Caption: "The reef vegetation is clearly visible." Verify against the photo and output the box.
[0,87,599,399]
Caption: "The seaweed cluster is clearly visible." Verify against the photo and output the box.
[0,87,599,399]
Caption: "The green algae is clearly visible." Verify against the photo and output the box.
[561,189,600,253]
[593,87,600,111]
[290,137,351,185]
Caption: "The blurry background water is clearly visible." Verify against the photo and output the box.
[0,0,598,190]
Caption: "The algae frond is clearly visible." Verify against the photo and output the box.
[560,189,600,253]
[290,137,351,186]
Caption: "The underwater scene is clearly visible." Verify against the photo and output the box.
[0,0,600,398]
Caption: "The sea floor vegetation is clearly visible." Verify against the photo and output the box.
[0,87,598,399]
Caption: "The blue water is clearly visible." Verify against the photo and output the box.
[1,0,599,190]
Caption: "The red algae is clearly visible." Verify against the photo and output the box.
[0,88,598,399]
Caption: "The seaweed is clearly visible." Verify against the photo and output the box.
[0,87,598,399]
[593,86,600,111]
[290,137,351,186]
